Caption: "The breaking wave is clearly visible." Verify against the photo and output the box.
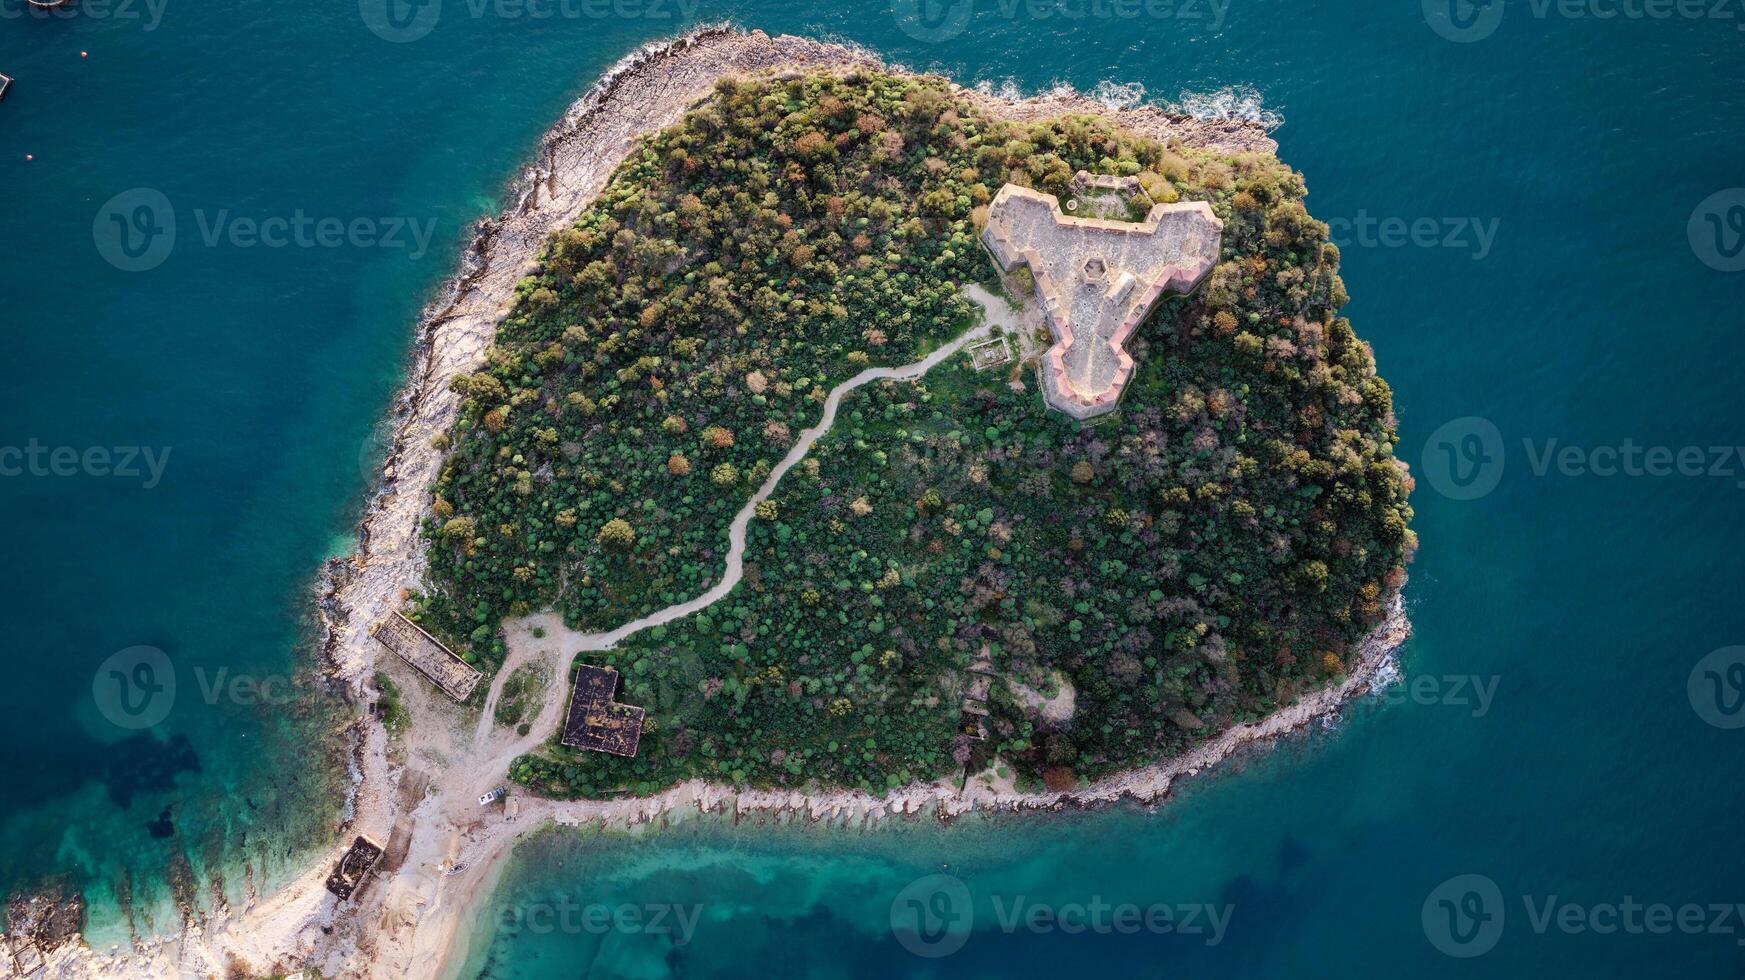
[1368,653,1404,695]
[971,77,1027,101]
[970,76,1281,131]
[1087,79,1148,110]
[1168,85,1283,130]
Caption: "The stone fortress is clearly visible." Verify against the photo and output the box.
[982,172,1224,418]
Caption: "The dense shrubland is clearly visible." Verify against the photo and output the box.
[408,70,1413,795]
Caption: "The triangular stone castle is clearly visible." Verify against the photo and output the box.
[982,173,1224,418]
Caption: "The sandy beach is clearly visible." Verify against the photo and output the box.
[13,26,1389,980]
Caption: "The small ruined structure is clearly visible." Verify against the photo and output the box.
[371,611,483,701]
[324,837,384,901]
[966,335,1013,371]
[957,645,999,740]
[561,664,645,757]
[982,172,1223,418]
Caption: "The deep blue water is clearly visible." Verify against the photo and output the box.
[2,0,1741,972]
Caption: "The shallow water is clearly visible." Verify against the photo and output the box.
[1,0,1741,972]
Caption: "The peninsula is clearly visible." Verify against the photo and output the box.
[9,26,1412,980]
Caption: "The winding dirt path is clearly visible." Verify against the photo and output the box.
[372,305,1000,979]
[461,299,998,834]
[24,26,1290,980]
[511,311,994,661]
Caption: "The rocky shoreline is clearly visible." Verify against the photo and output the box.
[523,597,1409,830]
[10,26,1387,980]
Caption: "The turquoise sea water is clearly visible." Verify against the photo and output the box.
[2,0,1742,974]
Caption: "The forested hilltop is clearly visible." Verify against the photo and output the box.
[409,69,1414,795]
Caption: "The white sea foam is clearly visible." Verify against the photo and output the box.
[1168,85,1283,130]
[968,76,1282,131]
[972,77,1027,101]
[1369,652,1404,695]
[1088,79,1148,110]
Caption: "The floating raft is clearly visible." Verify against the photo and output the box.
[371,611,483,701]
